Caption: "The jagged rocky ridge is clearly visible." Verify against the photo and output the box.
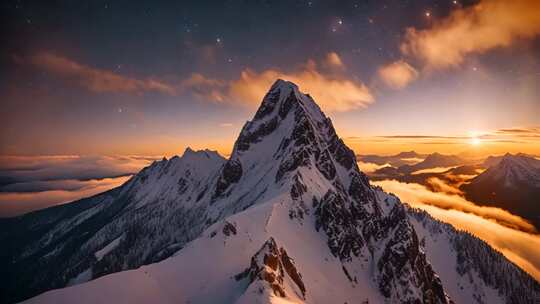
[3,80,539,304]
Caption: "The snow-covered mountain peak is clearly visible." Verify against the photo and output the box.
[6,80,540,304]
[212,79,366,209]
[181,146,223,162]
[477,153,540,187]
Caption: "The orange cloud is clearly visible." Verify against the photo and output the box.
[356,161,391,173]
[228,57,373,112]
[415,204,540,282]
[373,179,536,233]
[28,52,177,95]
[377,60,418,89]
[411,166,457,175]
[325,52,344,69]
[401,0,540,69]
[180,73,227,102]
[23,51,372,112]
[426,176,463,195]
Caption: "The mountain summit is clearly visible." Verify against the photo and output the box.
[2,80,538,304]
[463,153,540,229]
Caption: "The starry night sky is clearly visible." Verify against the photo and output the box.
[1,0,539,156]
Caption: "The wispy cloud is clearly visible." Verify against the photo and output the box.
[377,135,470,139]
[374,0,540,90]
[378,60,418,89]
[227,57,374,112]
[181,52,373,112]
[324,52,345,69]
[494,127,540,138]
[21,52,178,95]
[347,128,540,147]
[401,0,540,69]
[20,51,373,112]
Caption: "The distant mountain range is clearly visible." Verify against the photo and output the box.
[462,153,540,229]
[1,80,538,304]
[358,151,427,167]
[361,150,540,231]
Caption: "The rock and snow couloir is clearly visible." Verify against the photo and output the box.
[3,80,539,304]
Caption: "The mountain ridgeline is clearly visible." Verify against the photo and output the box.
[2,80,538,304]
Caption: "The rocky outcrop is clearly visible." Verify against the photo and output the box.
[236,238,306,299]
[214,159,243,199]
[377,205,448,304]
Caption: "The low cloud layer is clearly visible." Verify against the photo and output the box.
[357,161,391,173]
[373,179,536,233]
[0,155,157,186]
[0,155,158,217]
[425,176,463,195]
[411,166,457,175]
[401,0,540,69]
[0,176,131,217]
[374,179,540,281]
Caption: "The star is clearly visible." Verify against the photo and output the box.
[425,11,431,17]
[338,19,343,25]
[216,37,222,43]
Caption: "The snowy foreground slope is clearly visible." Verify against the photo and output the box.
[7,80,540,303]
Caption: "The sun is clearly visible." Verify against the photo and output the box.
[468,130,483,146]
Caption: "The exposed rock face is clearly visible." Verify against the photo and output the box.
[377,205,447,303]
[236,238,306,299]
[214,159,243,199]
[222,221,237,236]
